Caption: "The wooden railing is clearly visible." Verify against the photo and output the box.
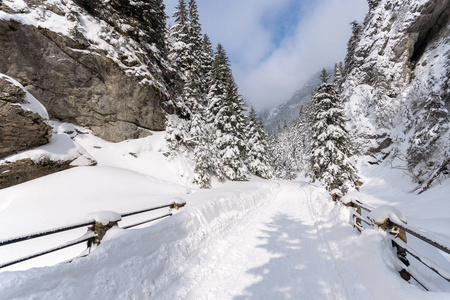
[343,198,450,291]
[0,200,186,270]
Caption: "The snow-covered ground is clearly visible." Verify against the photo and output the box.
[0,120,449,298]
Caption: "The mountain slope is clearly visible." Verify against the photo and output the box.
[262,68,332,132]
[341,0,450,185]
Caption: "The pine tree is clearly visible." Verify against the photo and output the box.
[344,21,362,77]
[407,94,450,182]
[293,103,315,172]
[167,0,207,149]
[192,109,212,188]
[207,44,249,181]
[169,0,190,73]
[367,0,380,10]
[200,34,214,94]
[269,124,298,180]
[333,63,343,92]
[187,0,203,69]
[246,107,273,178]
[309,69,359,196]
[146,0,168,55]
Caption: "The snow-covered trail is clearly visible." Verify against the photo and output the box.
[157,182,421,300]
[186,183,351,299]
[0,180,430,299]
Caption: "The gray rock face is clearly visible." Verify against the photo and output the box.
[0,158,73,189]
[341,0,450,184]
[0,77,52,159]
[0,19,167,142]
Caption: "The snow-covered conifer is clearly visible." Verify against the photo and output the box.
[309,69,360,195]
[169,0,190,73]
[246,107,273,179]
[407,94,450,182]
[200,34,214,94]
[344,21,362,77]
[207,44,249,181]
[333,63,344,92]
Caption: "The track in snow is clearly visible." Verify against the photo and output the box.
[170,182,372,300]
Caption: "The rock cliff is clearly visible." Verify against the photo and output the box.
[0,76,51,158]
[0,74,96,189]
[341,0,450,184]
[0,0,171,142]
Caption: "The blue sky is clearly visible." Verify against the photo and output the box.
[164,0,368,111]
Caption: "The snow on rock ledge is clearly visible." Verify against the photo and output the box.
[368,205,407,225]
[0,73,96,189]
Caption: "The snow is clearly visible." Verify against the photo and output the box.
[1,133,93,166]
[0,123,448,298]
[368,205,407,225]
[1,175,447,299]
[0,79,93,167]
[86,211,122,225]
[0,1,71,36]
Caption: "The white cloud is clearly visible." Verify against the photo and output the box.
[164,0,368,110]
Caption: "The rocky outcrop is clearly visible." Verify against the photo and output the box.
[341,0,450,184]
[0,74,96,189]
[0,20,165,142]
[0,158,73,189]
[0,77,52,158]
[0,1,172,142]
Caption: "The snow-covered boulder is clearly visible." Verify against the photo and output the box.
[0,74,96,189]
[0,75,51,158]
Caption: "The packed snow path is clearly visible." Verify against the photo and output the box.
[158,182,421,300]
[0,181,427,299]
[186,183,353,299]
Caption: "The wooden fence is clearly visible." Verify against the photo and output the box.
[343,198,450,291]
[0,200,186,270]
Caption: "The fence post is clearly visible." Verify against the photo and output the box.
[343,200,362,232]
[86,212,122,249]
[373,217,411,281]
[170,200,186,210]
[88,220,120,246]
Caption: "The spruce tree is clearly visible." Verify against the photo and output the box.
[309,69,359,196]
[191,105,212,188]
[407,94,449,182]
[333,63,343,92]
[200,34,214,94]
[207,44,249,181]
[344,21,362,77]
[246,107,273,178]
[169,0,190,73]
[147,0,168,55]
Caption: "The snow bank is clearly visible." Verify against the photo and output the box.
[74,130,196,187]
[0,76,94,168]
[0,180,279,299]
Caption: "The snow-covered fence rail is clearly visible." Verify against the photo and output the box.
[343,198,450,291]
[0,200,186,270]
